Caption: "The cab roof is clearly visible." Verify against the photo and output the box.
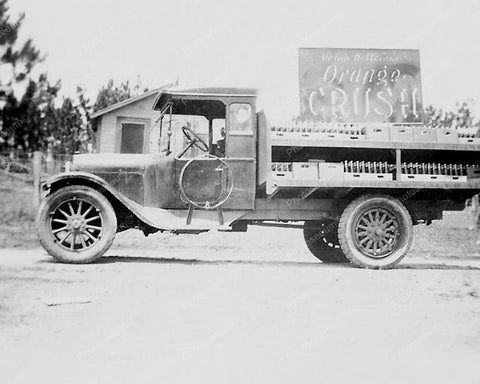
[158,87,256,97]
[153,87,257,111]
[152,87,257,119]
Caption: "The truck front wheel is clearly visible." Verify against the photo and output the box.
[303,220,349,263]
[338,195,413,269]
[37,185,117,264]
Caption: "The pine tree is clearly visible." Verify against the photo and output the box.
[0,0,43,150]
[49,88,95,155]
[0,0,42,94]
[93,77,149,112]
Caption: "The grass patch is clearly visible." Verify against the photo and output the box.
[0,174,39,248]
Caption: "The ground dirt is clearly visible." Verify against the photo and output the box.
[1,211,480,384]
[0,174,37,248]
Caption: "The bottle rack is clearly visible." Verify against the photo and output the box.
[399,163,468,183]
[267,161,480,193]
[270,122,480,148]
[266,122,480,195]
[271,123,366,141]
[343,161,395,182]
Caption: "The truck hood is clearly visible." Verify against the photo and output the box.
[71,153,164,173]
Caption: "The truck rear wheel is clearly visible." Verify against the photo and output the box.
[338,195,413,269]
[303,220,349,263]
[37,185,117,264]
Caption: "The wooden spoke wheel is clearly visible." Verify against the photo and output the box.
[38,185,117,264]
[353,208,400,258]
[303,220,349,263]
[338,195,413,269]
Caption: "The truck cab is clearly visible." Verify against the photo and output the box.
[152,88,258,211]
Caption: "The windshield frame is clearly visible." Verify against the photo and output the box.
[158,101,173,155]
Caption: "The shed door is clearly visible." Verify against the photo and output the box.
[121,123,145,153]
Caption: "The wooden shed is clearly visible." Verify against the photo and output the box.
[91,88,163,153]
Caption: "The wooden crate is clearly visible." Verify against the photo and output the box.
[399,174,446,182]
[317,132,342,141]
[271,131,297,140]
[340,133,366,141]
[365,126,390,141]
[390,126,414,142]
[467,166,480,179]
[292,162,318,180]
[443,175,467,183]
[344,173,393,181]
[271,162,293,179]
[318,162,344,181]
[271,171,293,180]
[459,137,480,145]
[436,128,459,144]
[413,126,436,143]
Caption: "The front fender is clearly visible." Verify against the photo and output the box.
[43,172,172,231]
[44,171,133,205]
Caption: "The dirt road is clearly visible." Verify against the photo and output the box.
[1,215,480,384]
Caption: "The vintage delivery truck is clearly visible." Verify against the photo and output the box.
[37,47,480,269]
[37,86,480,269]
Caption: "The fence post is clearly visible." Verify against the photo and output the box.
[32,151,42,210]
[46,147,54,175]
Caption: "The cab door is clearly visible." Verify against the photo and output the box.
[222,102,256,209]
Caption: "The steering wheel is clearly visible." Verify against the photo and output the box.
[182,125,209,153]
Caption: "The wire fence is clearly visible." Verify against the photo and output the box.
[0,150,73,182]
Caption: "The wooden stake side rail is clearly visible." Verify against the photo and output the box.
[268,177,480,190]
[270,138,480,152]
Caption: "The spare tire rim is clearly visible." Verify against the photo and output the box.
[353,207,400,258]
[49,198,103,252]
[317,221,341,249]
[179,155,233,210]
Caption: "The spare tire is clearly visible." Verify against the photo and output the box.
[303,220,349,263]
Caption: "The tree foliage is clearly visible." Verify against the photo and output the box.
[0,0,97,154]
[424,100,478,129]
[93,78,149,112]
[0,0,50,151]
[0,0,42,88]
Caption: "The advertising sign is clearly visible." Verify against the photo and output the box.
[299,48,423,123]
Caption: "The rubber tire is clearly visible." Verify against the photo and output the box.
[303,220,349,263]
[37,185,117,264]
[338,195,413,269]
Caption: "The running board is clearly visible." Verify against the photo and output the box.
[126,199,248,232]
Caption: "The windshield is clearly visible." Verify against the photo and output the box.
[154,98,227,158]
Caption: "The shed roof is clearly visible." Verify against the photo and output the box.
[90,88,163,119]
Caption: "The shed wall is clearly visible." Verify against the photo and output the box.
[97,94,159,153]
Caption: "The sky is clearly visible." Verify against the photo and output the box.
[10,0,480,123]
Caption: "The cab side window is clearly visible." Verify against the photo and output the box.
[212,119,226,157]
[229,103,252,135]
